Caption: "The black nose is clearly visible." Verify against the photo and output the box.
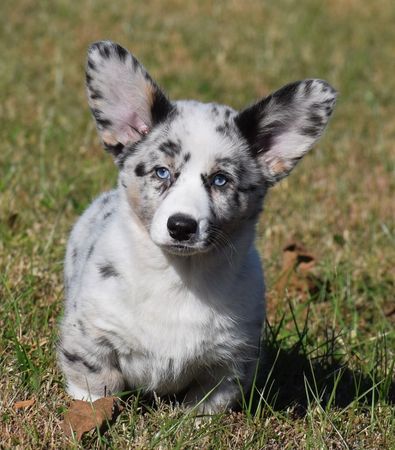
[167,214,198,242]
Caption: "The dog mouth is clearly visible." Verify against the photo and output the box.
[161,241,212,256]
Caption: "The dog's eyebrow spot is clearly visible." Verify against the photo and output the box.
[98,263,119,278]
[158,140,181,157]
[135,162,146,177]
[214,156,233,167]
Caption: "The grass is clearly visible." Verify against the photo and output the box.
[0,0,394,448]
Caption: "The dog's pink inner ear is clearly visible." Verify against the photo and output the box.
[130,112,150,136]
[104,112,150,147]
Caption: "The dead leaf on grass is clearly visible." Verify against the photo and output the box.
[274,242,328,298]
[384,306,395,318]
[14,398,35,409]
[60,397,121,440]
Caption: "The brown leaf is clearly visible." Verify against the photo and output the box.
[14,398,35,409]
[60,397,120,440]
[274,242,325,298]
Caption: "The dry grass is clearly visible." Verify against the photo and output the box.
[1,0,394,448]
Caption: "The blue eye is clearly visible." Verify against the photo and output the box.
[212,174,228,187]
[156,167,171,180]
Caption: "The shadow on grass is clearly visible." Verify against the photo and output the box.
[250,320,395,416]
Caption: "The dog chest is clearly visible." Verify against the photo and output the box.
[90,281,240,390]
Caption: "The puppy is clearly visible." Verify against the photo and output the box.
[58,41,336,413]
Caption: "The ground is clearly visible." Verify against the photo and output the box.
[0,0,394,448]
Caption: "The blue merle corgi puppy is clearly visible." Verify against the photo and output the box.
[58,41,336,413]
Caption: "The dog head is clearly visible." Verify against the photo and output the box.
[86,41,336,256]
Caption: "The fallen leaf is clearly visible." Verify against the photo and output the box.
[384,306,395,318]
[60,397,121,440]
[14,398,35,409]
[274,242,328,299]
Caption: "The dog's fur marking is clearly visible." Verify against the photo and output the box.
[59,41,336,410]
[98,262,119,279]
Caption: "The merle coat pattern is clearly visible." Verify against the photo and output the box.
[59,41,336,413]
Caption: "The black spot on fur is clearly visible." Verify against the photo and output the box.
[89,88,103,100]
[87,243,95,259]
[98,263,119,278]
[325,105,333,116]
[135,162,146,177]
[96,336,114,349]
[235,105,260,154]
[273,81,300,106]
[151,89,175,126]
[62,349,101,373]
[183,152,191,163]
[200,173,210,190]
[159,140,181,157]
[78,320,86,336]
[62,349,79,363]
[87,59,96,71]
[116,142,140,169]
[92,108,112,128]
[114,43,128,61]
[95,337,121,371]
[310,112,324,128]
[300,113,324,137]
[130,54,139,72]
[300,125,319,137]
[215,156,233,167]
[212,105,219,116]
[216,122,232,135]
[224,109,231,119]
[105,142,124,156]
[86,73,93,85]
[96,42,111,59]
[303,79,314,95]
[103,211,113,220]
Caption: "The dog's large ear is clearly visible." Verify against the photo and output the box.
[235,79,337,184]
[86,41,174,158]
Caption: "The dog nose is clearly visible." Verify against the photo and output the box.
[167,214,198,241]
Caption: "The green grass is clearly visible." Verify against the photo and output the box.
[1,0,394,448]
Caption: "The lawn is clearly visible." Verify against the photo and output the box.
[0,0,394,448]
